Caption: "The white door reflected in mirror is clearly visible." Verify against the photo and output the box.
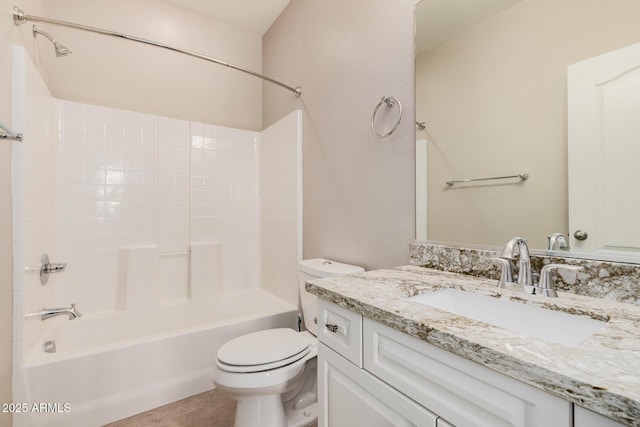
[568,41,640,259]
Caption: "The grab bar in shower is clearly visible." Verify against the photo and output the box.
[446,172,529,187]
[0,121,22,142]
[12,7,302,98]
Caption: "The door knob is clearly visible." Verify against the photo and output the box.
[573,230,588,241]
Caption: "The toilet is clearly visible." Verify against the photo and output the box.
[212,258,364,427]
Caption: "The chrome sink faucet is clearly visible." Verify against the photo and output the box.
[500,237,533,288]
[496,237,584,297]
[39,303,82,321]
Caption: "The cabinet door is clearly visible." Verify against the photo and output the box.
[574,406,626,427]
[436,418,455,427]
[364,319,572,427]
[318,343,437,427]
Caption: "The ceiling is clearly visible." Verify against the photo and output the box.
[162,0,290,35]
[162,0,521,53]
[162,0,523,56]
[416,0,521,55]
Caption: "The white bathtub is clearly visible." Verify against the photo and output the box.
[14,289,298,427]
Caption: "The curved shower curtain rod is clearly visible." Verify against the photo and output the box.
[12,6,302,98]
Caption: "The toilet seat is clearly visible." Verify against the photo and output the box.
[217,346,311,373]
[216,328,312,373]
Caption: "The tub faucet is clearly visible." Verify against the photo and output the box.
[40,303,82,321]
[500,237,533,288]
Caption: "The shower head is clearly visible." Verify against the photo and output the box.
[32,25,72,57]
[53,41,72,57]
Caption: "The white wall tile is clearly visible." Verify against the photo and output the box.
[16,88,299,355]
[189,121,260,289]
[160,255,190,304]
[259,111,302,305]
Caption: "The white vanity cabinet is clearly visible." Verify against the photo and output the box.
[574,406,626,427]
[317,300,439,426]
[363,318,571,427]
[319,343,439,426]
[317,299,573,427]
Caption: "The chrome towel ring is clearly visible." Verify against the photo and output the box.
[371,96,402,138]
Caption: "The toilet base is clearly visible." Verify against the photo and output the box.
[224,357,318,427]
[232,394,317,427]
[282,358,318,426]
[285,400,317,427]
[235,395,286,427]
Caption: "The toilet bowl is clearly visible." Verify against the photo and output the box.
[212,258,364,427]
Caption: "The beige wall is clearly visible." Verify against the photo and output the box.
[263,0,416,270]
[417,0,640,249]
[26,0,264,130]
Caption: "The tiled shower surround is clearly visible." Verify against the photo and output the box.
[410,242,640,305]
[12,46,301,363]
[42,101,262,312]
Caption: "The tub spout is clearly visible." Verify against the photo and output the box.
[40,303,82,321]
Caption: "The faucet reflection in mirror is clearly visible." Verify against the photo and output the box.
[547,233,570,251]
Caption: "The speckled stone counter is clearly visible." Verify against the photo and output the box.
[306,265,640,426]
[409,242,640,305]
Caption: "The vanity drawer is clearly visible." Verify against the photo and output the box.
[317,300,363,367]
[363,318,571,427]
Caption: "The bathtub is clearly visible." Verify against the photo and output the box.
[14,289,298,427]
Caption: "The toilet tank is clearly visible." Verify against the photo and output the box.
[298,258,364,336]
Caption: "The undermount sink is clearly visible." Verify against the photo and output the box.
[407,289,607,347]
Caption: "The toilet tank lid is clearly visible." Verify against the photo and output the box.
[299,258,364,278]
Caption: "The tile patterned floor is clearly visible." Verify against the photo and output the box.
[105,390,236,427]
[105,389,319,427]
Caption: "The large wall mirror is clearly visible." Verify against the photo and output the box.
[415,0,640,261]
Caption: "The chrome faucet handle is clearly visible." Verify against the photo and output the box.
[492,257,526,293]
[536,264,583,298]
[40,253,67,285]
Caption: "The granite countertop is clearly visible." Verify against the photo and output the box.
[306,265,640,426]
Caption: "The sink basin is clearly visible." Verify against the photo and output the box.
[407,289,607,347]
